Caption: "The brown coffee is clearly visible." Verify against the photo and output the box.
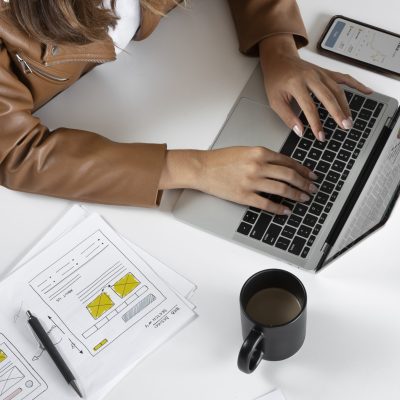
[245,287,301,326]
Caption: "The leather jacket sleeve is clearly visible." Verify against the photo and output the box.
[227,0,308,55]
[0,42,166,207]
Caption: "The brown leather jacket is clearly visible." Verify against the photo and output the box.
[0,0,307,207]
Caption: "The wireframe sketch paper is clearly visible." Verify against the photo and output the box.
[11,205,197,302]
[0,212,197,400]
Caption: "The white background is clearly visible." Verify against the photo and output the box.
[1,0,399,399]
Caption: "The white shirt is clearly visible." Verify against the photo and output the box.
[103,0,141,55]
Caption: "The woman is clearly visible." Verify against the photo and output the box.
[0,0,371,215]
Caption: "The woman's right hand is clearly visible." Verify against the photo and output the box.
[159,147,318,215]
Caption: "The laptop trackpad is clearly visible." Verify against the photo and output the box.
[212,97,289,152]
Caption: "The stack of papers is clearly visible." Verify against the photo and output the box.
[0,205,197,399]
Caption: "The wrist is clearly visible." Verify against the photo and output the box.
[259,33,298,58]
[159,149,205,190]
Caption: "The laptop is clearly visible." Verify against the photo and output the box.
[173,65,400,272]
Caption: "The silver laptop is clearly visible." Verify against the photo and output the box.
[173,65,400,271]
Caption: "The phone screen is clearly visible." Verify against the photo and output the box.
[321,17,400,74]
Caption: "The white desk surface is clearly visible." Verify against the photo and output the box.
[1,0,399,399]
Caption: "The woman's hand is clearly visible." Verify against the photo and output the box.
[259,34,372,141]
[159,147,318,214]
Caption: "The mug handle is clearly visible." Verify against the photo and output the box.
[237,329,264,373]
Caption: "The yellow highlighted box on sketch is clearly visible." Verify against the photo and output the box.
[93,339,108,352]
[113,273,140,298]
[87,293,114,320]
[0,350,7,363]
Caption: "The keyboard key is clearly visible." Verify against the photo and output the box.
[303,158,317,170]
[358,108,372,120]
[368,118,376,128]
[326,170,340,183]
[316,160,330,173]
[273,214,288,225]
[304,213,318,227]
[332,130,347,142]
[324,128,334,140]
[357,139,366,149]
[315,192,329,204]
[288,236,306,256]
[313,140,327,150]
[287,214,302,228]
[318,108,328,120]
[347,157,355,169]
[354,119,367,131]
[243,211,258,224]
[337,149,351,162]
[342,169,350,180]
[293,203,308,216]
[345,90,353,102]
[325,202,333,213]
[351,149,360,160]
[373,103,384,118]
[304,128,314,140]
[315,172,325,185]
[301,246,310,258]
[307,235,316,246]
[281,226,296,239]
[262,223,282,245]
[309,148,322,161]
[332,160,346,173]
[336,180,345,191]
[237,222,252,235]
[325,117,337,130]
[281,132,301,156]
[348,129,362,141]
[321,150,335,162]
[319,213,328,224]
[320,181,335,194]
[298,139,313,151]
[349,95,365,111]
[330,191,339,202]
[292,149,307,161]
[275,237,291,251]
[298,225,312,238]
[313,224,322,235]
[351,109,357,120]
[364,99,377,111]
[309,203,323,216]
[342,139,356,152]
[250,213,273,240]
[327,140,341,152]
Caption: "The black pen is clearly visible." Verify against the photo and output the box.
[27,311,83,398]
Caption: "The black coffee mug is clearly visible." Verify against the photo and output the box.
[238,269,307,374]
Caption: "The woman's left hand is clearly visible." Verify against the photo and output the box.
[259,34,372,142]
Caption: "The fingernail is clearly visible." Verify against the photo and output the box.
[309,184,318,194]
[283,208,292,216]
[293,124,303,137]
[309,171,318,180]
[342,117,353,130]
[318,131,326,142]
[300,193,310,202]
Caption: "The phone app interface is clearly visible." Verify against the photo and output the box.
[322,18,400,74]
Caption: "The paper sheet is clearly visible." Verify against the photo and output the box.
[0,212,197,400]
[11,205,197,302]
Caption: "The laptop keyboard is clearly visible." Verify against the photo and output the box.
[236,91,384,259]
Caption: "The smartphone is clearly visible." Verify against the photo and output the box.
[317,15,400,79]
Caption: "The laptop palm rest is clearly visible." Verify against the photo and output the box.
[173,97,289,239]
